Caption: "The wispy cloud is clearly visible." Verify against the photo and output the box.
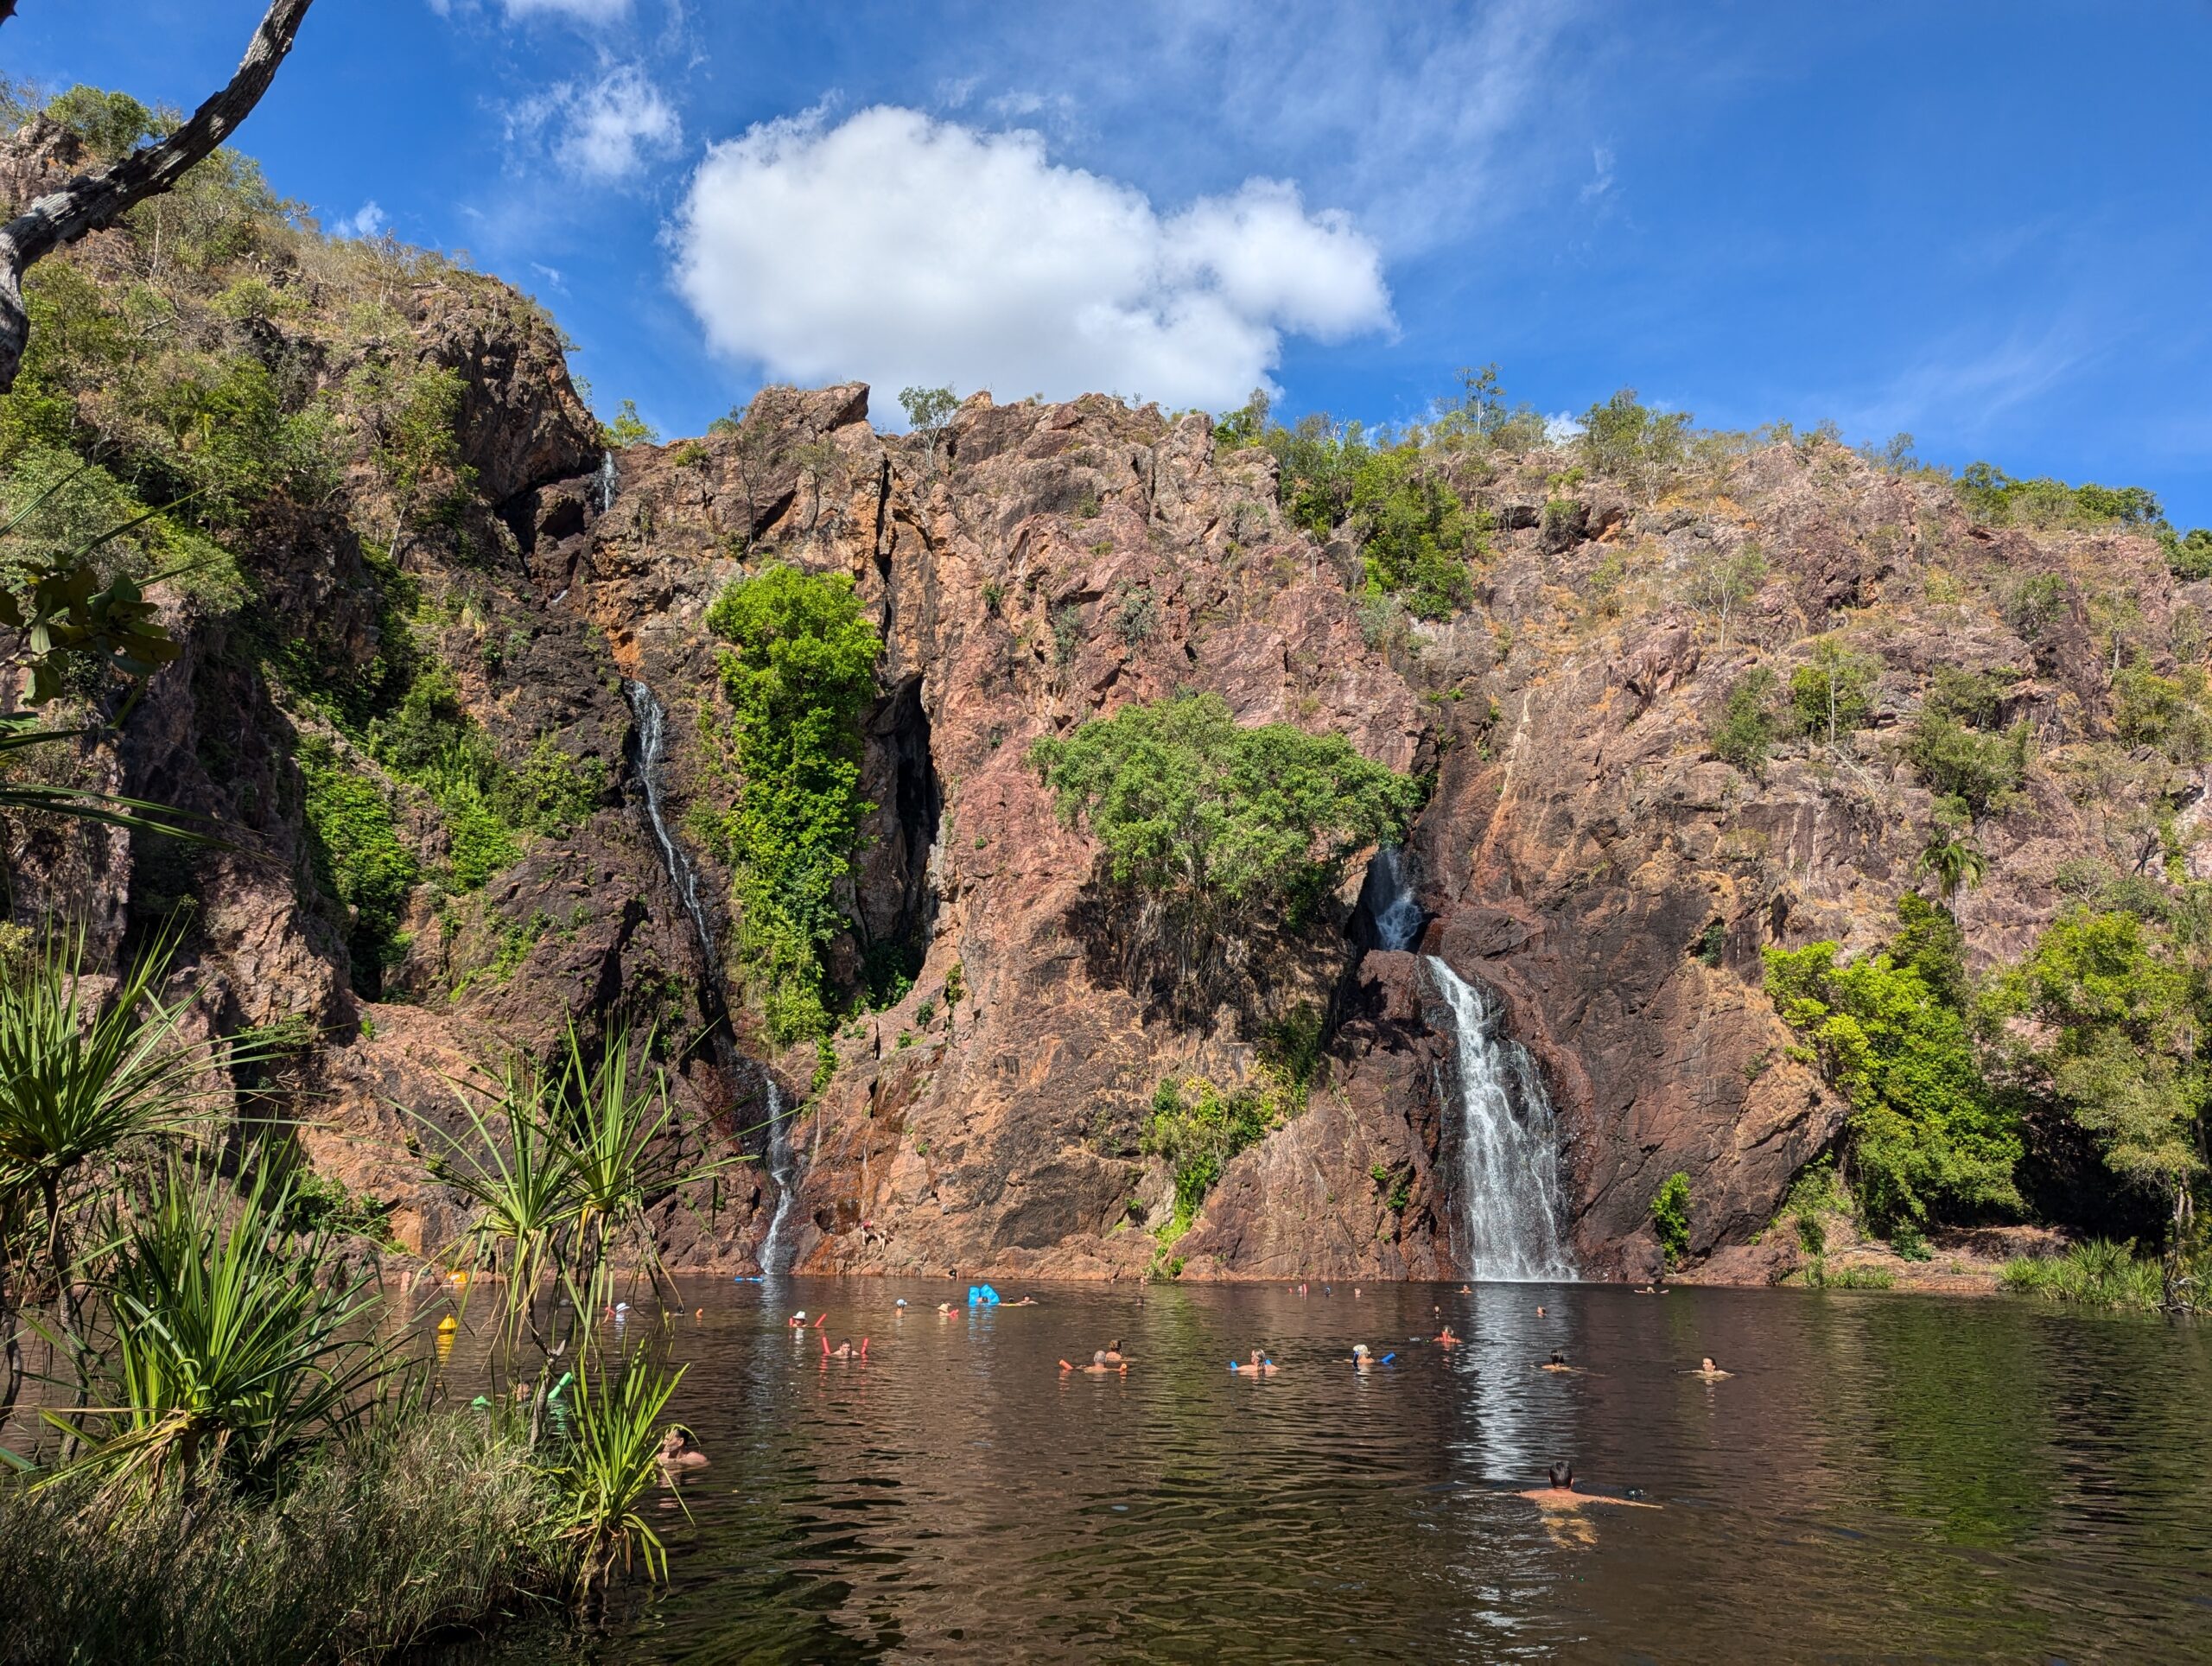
[510,62,682,181]
[1580,144,1616,203]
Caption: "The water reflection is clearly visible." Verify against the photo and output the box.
[431,1280,2212,1664]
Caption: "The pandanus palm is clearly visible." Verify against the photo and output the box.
[0,926,251,1289]
[49,1162,406,1504]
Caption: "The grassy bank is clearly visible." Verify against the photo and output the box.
[2000,1241,2169,1312]
[0,1413,573,1666]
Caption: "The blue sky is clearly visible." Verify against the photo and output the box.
[12,0,2211,527]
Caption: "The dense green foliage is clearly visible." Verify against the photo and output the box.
[704,563,883,1043]
[1145,1075,1279,1243]
[296,738,419,988]
[1766,897,2022,1234]
[2000,907,2207,1237]
[1029,692,1421,927]
[1788,640,1879,742]
[1710,667,1780,773]
[1347,447,1487,618]
[1211,391,1490,617]
[1999,1239,2166,1311]
[1650,1171,1692,1266]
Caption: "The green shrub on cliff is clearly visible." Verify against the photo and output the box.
[1764,900,2021,1234]
[296,739,417,994]
[1710,666,1781,773]
[1029,692,1421,930]
[1997,907,2207,1265]
[1145,1075,1278,1241]
[1350,448,1487,619]
[705,563,883,1043]
[1650,1171,1692,1266]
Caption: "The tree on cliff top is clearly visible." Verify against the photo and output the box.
[1029,693,1421,931]
[0,2,315,394]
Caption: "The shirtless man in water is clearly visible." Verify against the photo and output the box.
[1434,1325,1460,1347]
[1518,1463,1659,1507]
[1692,1356,1732,1380]
[658,1427,709,1475]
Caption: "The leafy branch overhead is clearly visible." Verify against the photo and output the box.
[0,1,315,393]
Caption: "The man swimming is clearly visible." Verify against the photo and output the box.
[821,1335,868,1360]
[658,1427,709,1475]
[1434,1325,1460,1347]
[1060,1351,1127,1375]
[1517,1461,1661,1510]
[1692,1356,1731,1379]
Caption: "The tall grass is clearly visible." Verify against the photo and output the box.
[0,1412,573,1666]
[2000,1240,2166,1312]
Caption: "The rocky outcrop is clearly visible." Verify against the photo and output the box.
[15,190,2190,1280]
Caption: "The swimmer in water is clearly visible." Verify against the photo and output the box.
[788,1310,809,1328]
[1541,1351,1575,1373]
[1006,1295,1038,1306]
[1691,1356,1732,1380]
[1517,1461,1661,1511]
[1434,1325,1460,1347]
[658,1427,709,1474]
[821,1335,868,1360]
[938,1301,956,1316]
[1060,1351,1127,1376]
[1459,1284,1471,1294]
[1231,1349,1279,1375]
[1535,1305,1546,1317]
[1349,1343,1378,1371]
[1101,1339,1128,1363]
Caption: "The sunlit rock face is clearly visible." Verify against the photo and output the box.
[20,126,2179,1279]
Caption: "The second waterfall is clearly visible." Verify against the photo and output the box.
[1426,957,1575,1281]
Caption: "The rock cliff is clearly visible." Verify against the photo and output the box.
[9,143,2195,1281]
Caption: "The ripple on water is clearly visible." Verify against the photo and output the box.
[437,1278,2212,1664]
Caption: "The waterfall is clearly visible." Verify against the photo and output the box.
[594,448,619,515]
[1367,846,1425,952]
[760,1078,798,1275]
[1426,957,1573,1281]
[623,680,717,972]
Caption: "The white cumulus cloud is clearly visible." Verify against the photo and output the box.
[513,63,680,182]
[668,105,1393,416]
[332,200,388,239]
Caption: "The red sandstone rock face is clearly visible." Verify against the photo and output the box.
[26,226,2191,1281]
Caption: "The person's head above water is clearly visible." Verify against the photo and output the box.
[1701,1356,1717,1371]
[1352,1344,1370,1358]
[1546,1461,1574,1490]
[1549,1350,1567,1365]
[1093,1350,1108,1366]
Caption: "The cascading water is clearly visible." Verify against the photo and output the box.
[623,680,717,976]
[594,448,619,515]
[1368,846,1425,952]
[759,1078,798,1275]
[1427,957,1574,1281]
[624,678,801,1266]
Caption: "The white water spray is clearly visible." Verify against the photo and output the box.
[1368,846,1425,952]
[623,680,716,969]
[1426,957,1573,1281]
[759,1078,800,1275]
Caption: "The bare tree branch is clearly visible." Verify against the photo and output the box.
[0,0,314,392]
